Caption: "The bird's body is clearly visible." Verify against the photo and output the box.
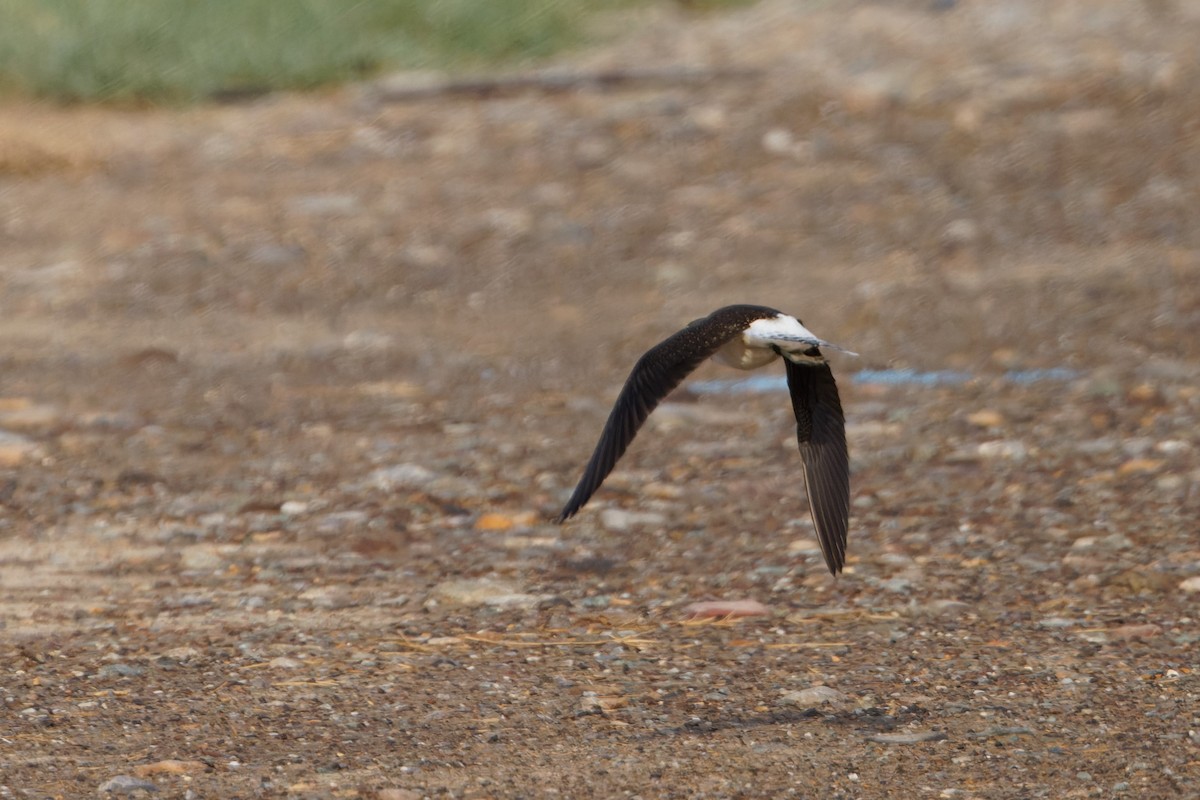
[556,304,853,575]
[714,312,841,369]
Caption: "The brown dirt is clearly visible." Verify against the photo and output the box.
[2,1,1199,797]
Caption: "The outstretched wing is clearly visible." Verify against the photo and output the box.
[556,322,739,523]
[785,358,850,574]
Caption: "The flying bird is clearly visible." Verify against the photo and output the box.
[556,304,854,575]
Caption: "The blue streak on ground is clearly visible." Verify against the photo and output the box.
[853,369,973,387]
[688,368,1083,395]
[1003,367,1083,384]
[689,375,787,394]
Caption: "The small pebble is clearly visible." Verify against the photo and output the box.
[98,775,159,794]
[880,577,913,594]
[582,693,627,713]
[1108,568,1174,594]
[969,726,1033,739]
[1071,533,1132,551]
[280,500,308,516]
[866,731,948,744]
[762,128,794,154]
[377,790,422,800]
[0,402,61,430]
[599,508,666,532]
[316,510,369,533]
[97,664,145,679]
[941,218,980,249]
[159,647,201,662]
[288,193,359,215]
[133,760,206,776]
[368,463,436,490]
[475,512,515,531]
[0,430,40,466]
[1105,623,1162,642]
[1117,458,1165,475]
[429,578,545,609]
[684,599,771,618]
[268,656,304,669]
[913,599,971,618]
[976,440,1028,460]
[780,685,848,708]
[179,545,228,572]
[966,409,1004,428]
[298,586,356,610]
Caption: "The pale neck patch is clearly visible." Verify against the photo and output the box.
[744,314,824,346]
[743,314,858,356]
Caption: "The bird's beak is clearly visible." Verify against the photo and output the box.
[814,339,859,357]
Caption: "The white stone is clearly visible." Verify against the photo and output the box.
[369,463,436,490]
[429,578,545,609]
[599,508,666,532]
[780,685,848,708]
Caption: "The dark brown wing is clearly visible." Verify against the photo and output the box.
[555,320,745,523]
[785,358,849,574]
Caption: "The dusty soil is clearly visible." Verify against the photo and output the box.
[2,1,1199,797]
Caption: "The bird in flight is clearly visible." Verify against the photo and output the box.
[556,304,854,575]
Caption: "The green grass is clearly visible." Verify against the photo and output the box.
[0,0,615,103]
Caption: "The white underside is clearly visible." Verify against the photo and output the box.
[713,338,779,369]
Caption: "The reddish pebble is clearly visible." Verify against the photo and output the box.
[1106,623,1162,642]
[684,599,771,618]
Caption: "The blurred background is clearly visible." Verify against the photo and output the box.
[1,1,1198,796]
[1,0,1197,404]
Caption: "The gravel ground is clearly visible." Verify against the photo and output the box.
[1,1,1199,797]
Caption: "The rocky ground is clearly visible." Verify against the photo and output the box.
[1,0,1199,797]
